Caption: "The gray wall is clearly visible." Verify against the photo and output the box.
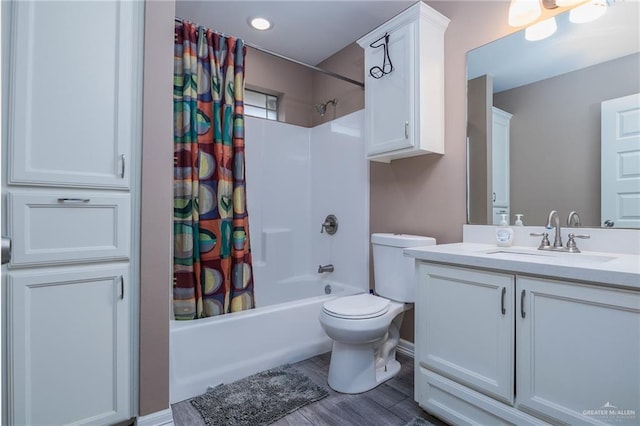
[494,53,640,226]
[467,75,493,224]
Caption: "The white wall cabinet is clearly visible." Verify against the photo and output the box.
[415,262,640,426]
[492,107,511,221]
[357,2,449,163]
[2,1,142,424]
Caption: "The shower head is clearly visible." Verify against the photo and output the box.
[314,99,338,116]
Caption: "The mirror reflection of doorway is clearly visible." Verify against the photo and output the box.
[601,93,640,229]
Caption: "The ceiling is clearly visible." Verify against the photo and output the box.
[175,1,415,65]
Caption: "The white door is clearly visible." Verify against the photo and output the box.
[2,1,141,424]
[416,263,515,405]
[516,276,640,425]
[601,93,640,228]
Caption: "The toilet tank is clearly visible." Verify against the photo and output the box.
[372,233,436,303]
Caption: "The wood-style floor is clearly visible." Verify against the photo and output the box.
[171,352,449,426]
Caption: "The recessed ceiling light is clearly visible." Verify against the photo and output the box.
[249,17,272,31]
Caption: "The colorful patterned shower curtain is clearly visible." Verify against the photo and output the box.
[173,20,254,320]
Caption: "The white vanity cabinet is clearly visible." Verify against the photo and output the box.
[357,2,449,163]
[415,262,640,426]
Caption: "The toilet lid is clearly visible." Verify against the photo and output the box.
[323,294,390,319]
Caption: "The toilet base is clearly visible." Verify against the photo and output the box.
[327,341,402,394]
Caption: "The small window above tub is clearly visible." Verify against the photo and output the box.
[245,88,279,121]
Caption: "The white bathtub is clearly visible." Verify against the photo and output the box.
[169,277,361,403]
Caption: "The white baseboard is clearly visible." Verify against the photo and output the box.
[137,408,174,426]
[397,338,415,358]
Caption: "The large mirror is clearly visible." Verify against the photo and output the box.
[466,2,640,228]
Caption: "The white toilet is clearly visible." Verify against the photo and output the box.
[319,233,436,394]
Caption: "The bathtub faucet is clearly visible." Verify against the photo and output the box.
[318,264,334,273]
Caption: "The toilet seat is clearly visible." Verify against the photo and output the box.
[322,294,390,319]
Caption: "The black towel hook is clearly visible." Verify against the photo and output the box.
[369,33,394,79]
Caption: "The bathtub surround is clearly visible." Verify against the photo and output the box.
[190,365,329,426]
[246,111,369,292]
[170,112,368,403]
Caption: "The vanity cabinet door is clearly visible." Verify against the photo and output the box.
[516,276,640,425]
[416,263,515,405]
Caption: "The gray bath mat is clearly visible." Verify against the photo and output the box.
[190,364,329,426]
[405,417,438,426]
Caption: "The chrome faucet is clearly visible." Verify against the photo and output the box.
[532,210,590,252]
[567,211,581,227]
[318,264,334,273]
[545,210,563,249]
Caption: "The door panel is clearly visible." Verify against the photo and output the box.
[366,22,414,155]
[7,265,130,426]
[417,263,515,405]
[7,1,139,188]
[517,276,640,424]
[601,93,640,228]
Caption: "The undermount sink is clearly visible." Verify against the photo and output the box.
[481,247,616,264]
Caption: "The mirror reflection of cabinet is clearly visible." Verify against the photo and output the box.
[492,107,511,225]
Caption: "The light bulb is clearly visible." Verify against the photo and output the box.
[525,17,558,41]
[555,0,584,6]
[508,0,543,27]
[569,0,607,23]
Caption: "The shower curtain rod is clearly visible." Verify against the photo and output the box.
[174,17,365,89]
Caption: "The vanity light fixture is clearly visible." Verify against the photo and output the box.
[509,0,612,28]
[249,17,272,31]
[554,0,584,6]
[525,16,558,40]
[569,0,607,23]
[508,0,542,27]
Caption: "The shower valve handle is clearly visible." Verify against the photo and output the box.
[320,214,338,235]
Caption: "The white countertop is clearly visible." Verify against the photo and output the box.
[404,243,640,289]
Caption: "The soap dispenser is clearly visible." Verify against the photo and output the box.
[496,214,514,247]
[514,214,524,226]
